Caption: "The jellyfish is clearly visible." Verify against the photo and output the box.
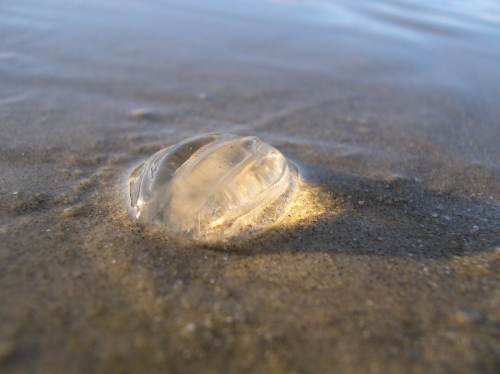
[129,134,298,242]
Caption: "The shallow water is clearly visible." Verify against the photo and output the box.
[1,0,500,193]
[1,0,500,372]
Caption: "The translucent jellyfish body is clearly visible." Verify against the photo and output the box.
[129,134,298,242]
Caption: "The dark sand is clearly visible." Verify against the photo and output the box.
[1,0,500,373]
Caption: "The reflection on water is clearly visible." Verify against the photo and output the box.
[293,0,500,28]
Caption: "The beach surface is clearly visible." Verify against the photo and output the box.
[1,0,500,372]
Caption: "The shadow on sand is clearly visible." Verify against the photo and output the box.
[197,165,500,259]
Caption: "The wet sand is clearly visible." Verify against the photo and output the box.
[1,0,500,373]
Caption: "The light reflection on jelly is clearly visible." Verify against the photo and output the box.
[129,134,298,242]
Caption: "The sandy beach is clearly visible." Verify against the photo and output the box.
[1,0,499,372]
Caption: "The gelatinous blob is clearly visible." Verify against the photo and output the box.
[129,134,298,242]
